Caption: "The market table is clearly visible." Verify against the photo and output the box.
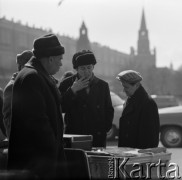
[0,136,172,179]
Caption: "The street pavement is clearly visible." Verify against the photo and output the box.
[106,139,182,178]
[167,148,182,178]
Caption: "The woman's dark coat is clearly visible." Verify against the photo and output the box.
[118,85,160,149]
[59,74,114,147]
[8,58,66,179]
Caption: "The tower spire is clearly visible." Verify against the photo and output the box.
[140,9,147,31]
[135,8,156,69]
[137,8,150,55]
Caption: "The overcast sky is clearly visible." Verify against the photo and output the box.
[1,0,182,70]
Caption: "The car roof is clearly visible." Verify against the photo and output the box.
[151,94,179,108]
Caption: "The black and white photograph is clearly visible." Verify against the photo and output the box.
[0,0,182,179]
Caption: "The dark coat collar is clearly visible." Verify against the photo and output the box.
[25,57,49,77]
[122,85,149,116]
[25,57,61,104]
[129,85,149,103]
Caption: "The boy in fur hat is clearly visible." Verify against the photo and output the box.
[59,50,114,147]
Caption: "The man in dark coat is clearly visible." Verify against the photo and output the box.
[3,50,33,138]
[8,34,67,179]
[117,70,160,149]
[59,50,114,147]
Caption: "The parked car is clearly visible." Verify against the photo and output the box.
[107,92,125,140]
[159,106,182,148]
[151,95,179,108]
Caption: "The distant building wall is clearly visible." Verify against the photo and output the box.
[0,17,130,88]
[92,43,130,77]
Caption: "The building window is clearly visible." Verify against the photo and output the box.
[0,52,13,69]
[17,33,27,48]
[0,28,12,45]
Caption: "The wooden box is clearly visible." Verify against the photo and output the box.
[63,134,93,151]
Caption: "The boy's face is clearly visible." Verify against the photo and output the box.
[122,81,138,97]
[77,64,94,79]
